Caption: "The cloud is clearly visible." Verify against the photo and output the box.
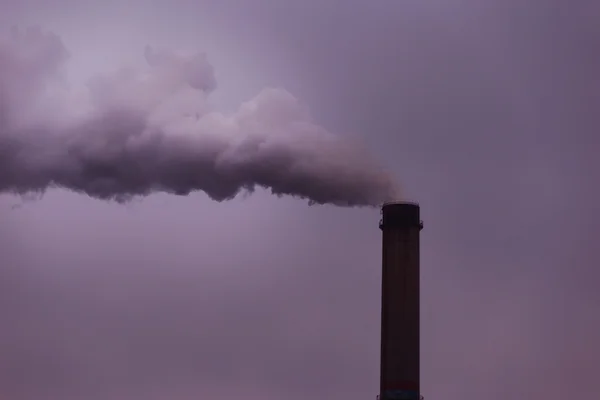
[0,27,399,207]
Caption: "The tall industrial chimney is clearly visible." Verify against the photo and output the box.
[378,202,423,400]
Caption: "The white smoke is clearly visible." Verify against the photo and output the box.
[0,27,400,206]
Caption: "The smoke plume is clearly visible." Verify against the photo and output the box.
[0,27,399,206]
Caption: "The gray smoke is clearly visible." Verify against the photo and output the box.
[0,27,399,206]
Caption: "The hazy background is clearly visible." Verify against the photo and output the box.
[1,0,599,399]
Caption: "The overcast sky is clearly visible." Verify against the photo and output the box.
[1,1,599,399]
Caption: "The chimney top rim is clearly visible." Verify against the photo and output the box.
[382,201,419,207]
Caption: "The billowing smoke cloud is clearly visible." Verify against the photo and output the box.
[0,27,399,206]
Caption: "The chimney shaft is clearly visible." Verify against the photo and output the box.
[378,202,422,400]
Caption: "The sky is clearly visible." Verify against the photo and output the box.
[1,0,599,399]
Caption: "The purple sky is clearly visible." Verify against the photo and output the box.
[1,1,599,399]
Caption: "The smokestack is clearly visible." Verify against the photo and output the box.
[378,201,423,400]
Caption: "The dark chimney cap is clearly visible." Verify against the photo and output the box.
[380,202,422,230]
